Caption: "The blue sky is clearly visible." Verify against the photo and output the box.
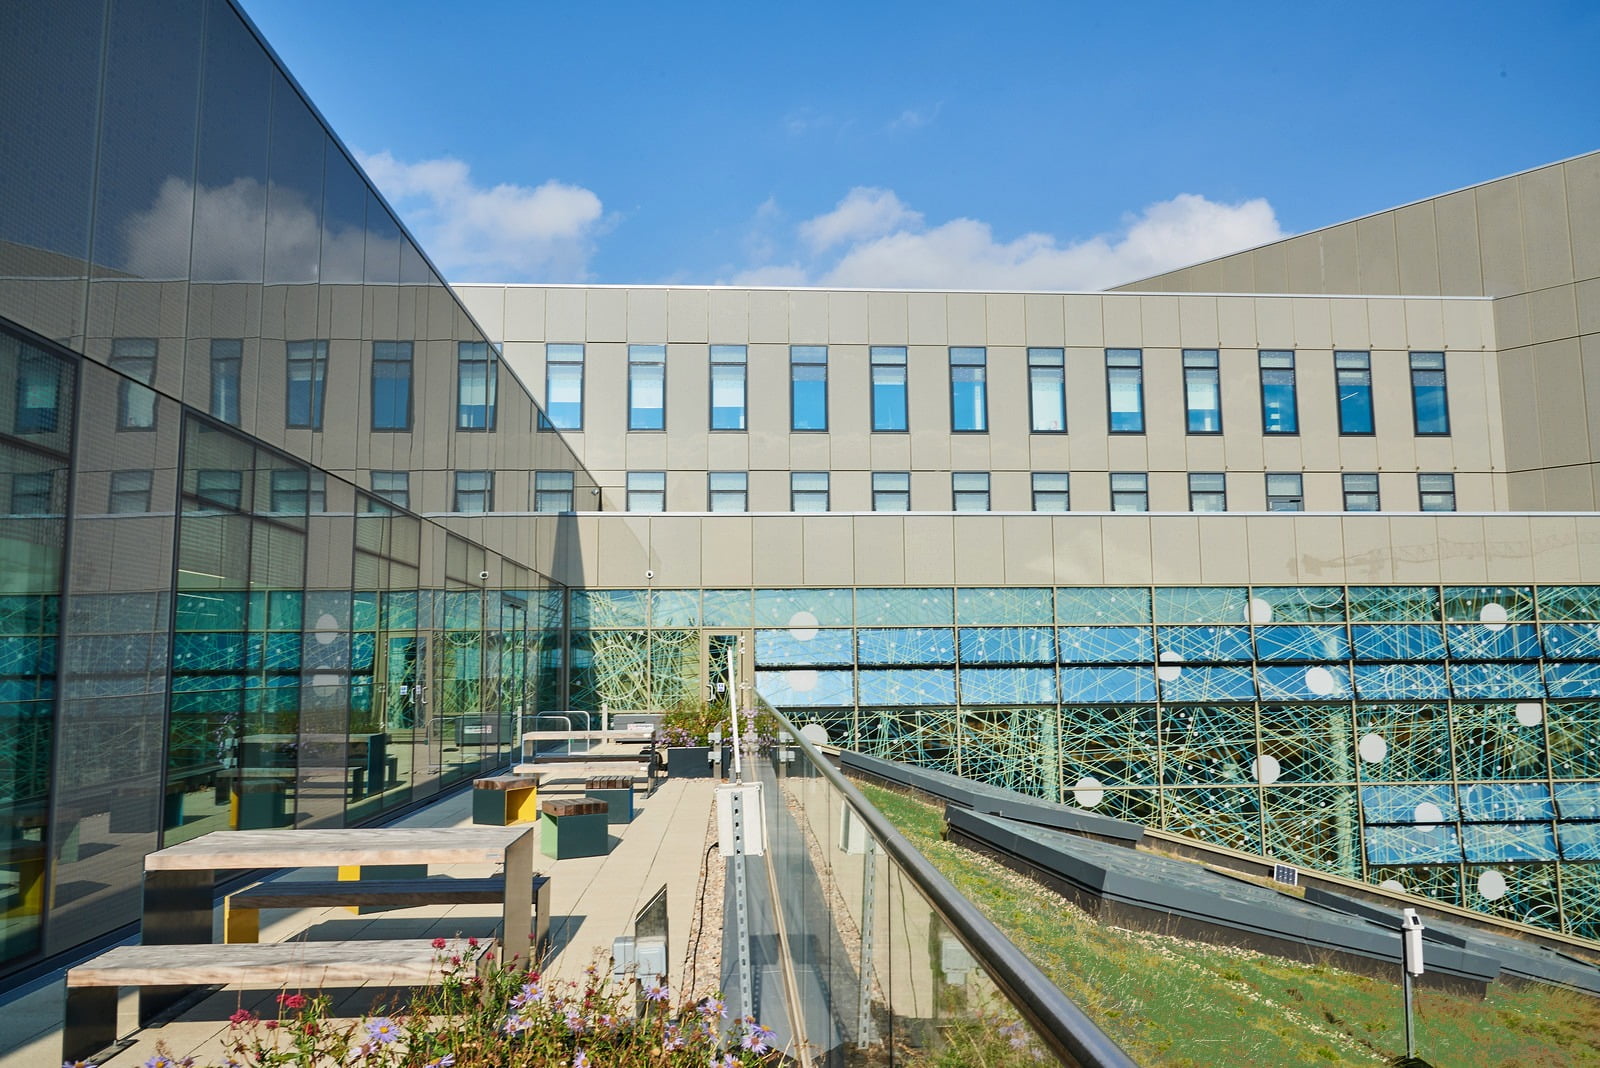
[242,0,1600,289]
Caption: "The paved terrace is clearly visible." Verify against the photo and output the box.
[0,770,721,1067]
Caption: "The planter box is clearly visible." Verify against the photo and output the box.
[665,745,713,779]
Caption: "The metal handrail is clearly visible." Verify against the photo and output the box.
[772,711,1139,1068]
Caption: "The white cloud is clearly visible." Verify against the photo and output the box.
[888,104,940,132]
[357,150,604,282]
[726,187,1284,291]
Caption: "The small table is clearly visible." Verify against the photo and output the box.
[584,775,634,824]
[474,774,541,825]
[539,798,609,859]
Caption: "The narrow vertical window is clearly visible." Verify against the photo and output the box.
[1343,473,1380,511]
[627,471,666,512]
[1419,473,1456,512]
[110,338,157,430]
[790,345,828,430]
[14,351,61,433]
[1410,352,1450,435]
[457,340,498,430]
[286,340,329,429]
[1188,473,1226,512]
[1336,351,1374,434]
[791,471,829,512]
[10,472,53,515]
[872,472,911,511]
[1032,472,1069,512]
[952,472,990,511]
[453,471,494,512]
[1106,349,1144,433]
[371,341,413,431]
[533,471,575,512]
[1266,473,1304,511]
[1110,472,1148,512]
[1259,350,1298,434]
[108,469,153,513]
[708,471,748,512]
[542,343,584,430]
[210,339,242,426]
[1183,349,1221,433]
[949,347,988,431]
[710,345,747,430]
[628,344,666,430]
[370,471,410,511]
[1028,348,1066,432]
[870,346,908,431]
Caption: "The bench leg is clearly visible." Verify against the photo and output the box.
[140,868,213,1025]
[223,898,259,944]
[533,877,551,962]
[62,986,118,1065]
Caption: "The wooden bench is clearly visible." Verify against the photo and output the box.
[62,938,495,1065]
[584,775,635,824]
[223,875,552,961]
[540,798,610,859]
[473,774,541,826]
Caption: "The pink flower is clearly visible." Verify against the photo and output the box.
[276,993,307,1010]
[228,1009,254,1027]
[431,937,448,949]
[467,936,479,948]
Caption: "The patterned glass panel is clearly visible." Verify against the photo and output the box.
[1347,586,1440,622]
[1059,704,1159,787]
[1558,823,1600,860]
[1554,782,1600,819]
[647,589,700,627]
[1543,662,1600,698]
[1537,586,1600,621]
[959,708,1056,795]
[1350,624,1446,661]
[1156,625,1253,661]
[1549,702,1600,778]
[1369,865,1461,904]
[957,627,1054,664]
[857,707,958,773]
[1258,704,1356,784]
[1262,786,1361,877]
[754,668,854,708]
[854,587,954,627]
[1539,623,1600,660]
[1057,626,1152,663]
[856,669,956,706]
[1444,623,1541,660]
[1451,703,1549,779]
[856,628,956,665]
[1463,864,1561,929]
[1055,587,1150,624]
[1354,705,1452,781]
[1563,865,1600,941]
[700,589,753,627]
[956,587,1053,625]
[1161,787,1262,853]
[1459,782,1554,821]
[1058,667,1154,703]
[959,668,1057,705]
[1443,585,1535,623]
[1080,789,1160,823]
[1352,662,1450,700]
[1365,825,1463,864]
[1161,704,1257,785]
[1247,587,1347,623]
[752,588,853,627]
[1257,665,1350,701]
[1158,666,1256,701]
[1462,825,1558,862]
[1253,624,1349,662]
[571,589,648,628]
[1361,784,1459,823]
[754,628,855,667]
[1450,662,1544,699]
[1154,587,1248,624]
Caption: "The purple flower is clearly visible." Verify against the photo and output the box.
[743,1021,777,1053]
[712,1055,739,1068]
[644,980,671,1002]
[697,996,727,1019]
[564,1004,586,1033]
[509,980,544,1008]
[63,1061,98,1068]
[503,1013,532,1034]
[365,1017,400,1044]
[572,1052,591,1068]
[423,1057,456,1068]
[662,1022,686,1051]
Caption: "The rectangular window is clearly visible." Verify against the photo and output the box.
[1188,473,1227,512]
[1183,349,1221,433]
[710,345,747,430]
[195,469,243,511]
[1110,473,1148,512]
[708,471,748,512]
[1343,473,1380,511]
[371,341,413,431]
[791,345,828,430]
[1336,351,1374,434]
[1419,473,1456,512]
[873,472,911,511]
[10,472,53,515]
[1259,350,1297,434]
[210,339,242,426]
[950,347,988,432]
[109,469,153,513]
[952,472,990,512]
[270,469,324,515]
[111,337,157,430]
[1032,472,1069,512]
[1028,348,1066,432]
[370,471,409,511]
[543,343,585,430]
[457,341,498,430]
[627,471,666,513]
[1106,349,1144,433]
[534,471,575,513]
[870,346,908,431]
[454,471,494,512]
[628,344,666,430]
[14,350,62,433]
[1410,351,1450,435]
[286,339,329,429]
[1266,473,1304,511]
[791,471,829,512]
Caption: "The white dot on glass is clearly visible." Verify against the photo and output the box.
[313,612,340,645]
[1478,869,1509,901]
[1247,597,1274,624]
[1072,776,1105,808]
[1358,733,1388,763]
[1514,702,1543,727]
[787,669,817,693]
[787,610,819,642]
[1379,879,1406,893]
[1413,801,1444,829]
[799,723,830,746]
[1157,650,1185,682]
[1304,666,1337,696]
[311,672,340,692]
[1479,602,1509,632]
[1252,754,1281,785]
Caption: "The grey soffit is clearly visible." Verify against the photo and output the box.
[840,750,1144,845]
[945,807,1503,989]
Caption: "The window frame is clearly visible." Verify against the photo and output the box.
[709,344,747,431]
[1182,348,1222,434]
[370,340,414,432]
[872,471,910,512]
[626,471,666,513]
[707,471,748,513]
[108,469,154,514]
[210,338,242,426]
[456,340,498,431]
[949,346,988,432]
[791,470,830,512]
[1265,472,1305,512]
[453,470,494,513]
[1335,350,1374,435]
[1258,349,1298,435]
[1110,472,1148,512]
[1188,472,1227,512]
[370,470,410,511]
[533,470,575,513]
[15,350,62,434]
[627,343,666,431]
[1410,351,1450,436]
[1105,348,1144,434]
[790,345,828,431]
[541,343,585,430]
[1342,473,1380,512]
[285,339,329,430]
[1027,347,1067,433]
[870,346,908,432]
[952,471,991,512]
[1419,472,1456,512]
[110,337,157,432]
[1031,472,1069,512]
